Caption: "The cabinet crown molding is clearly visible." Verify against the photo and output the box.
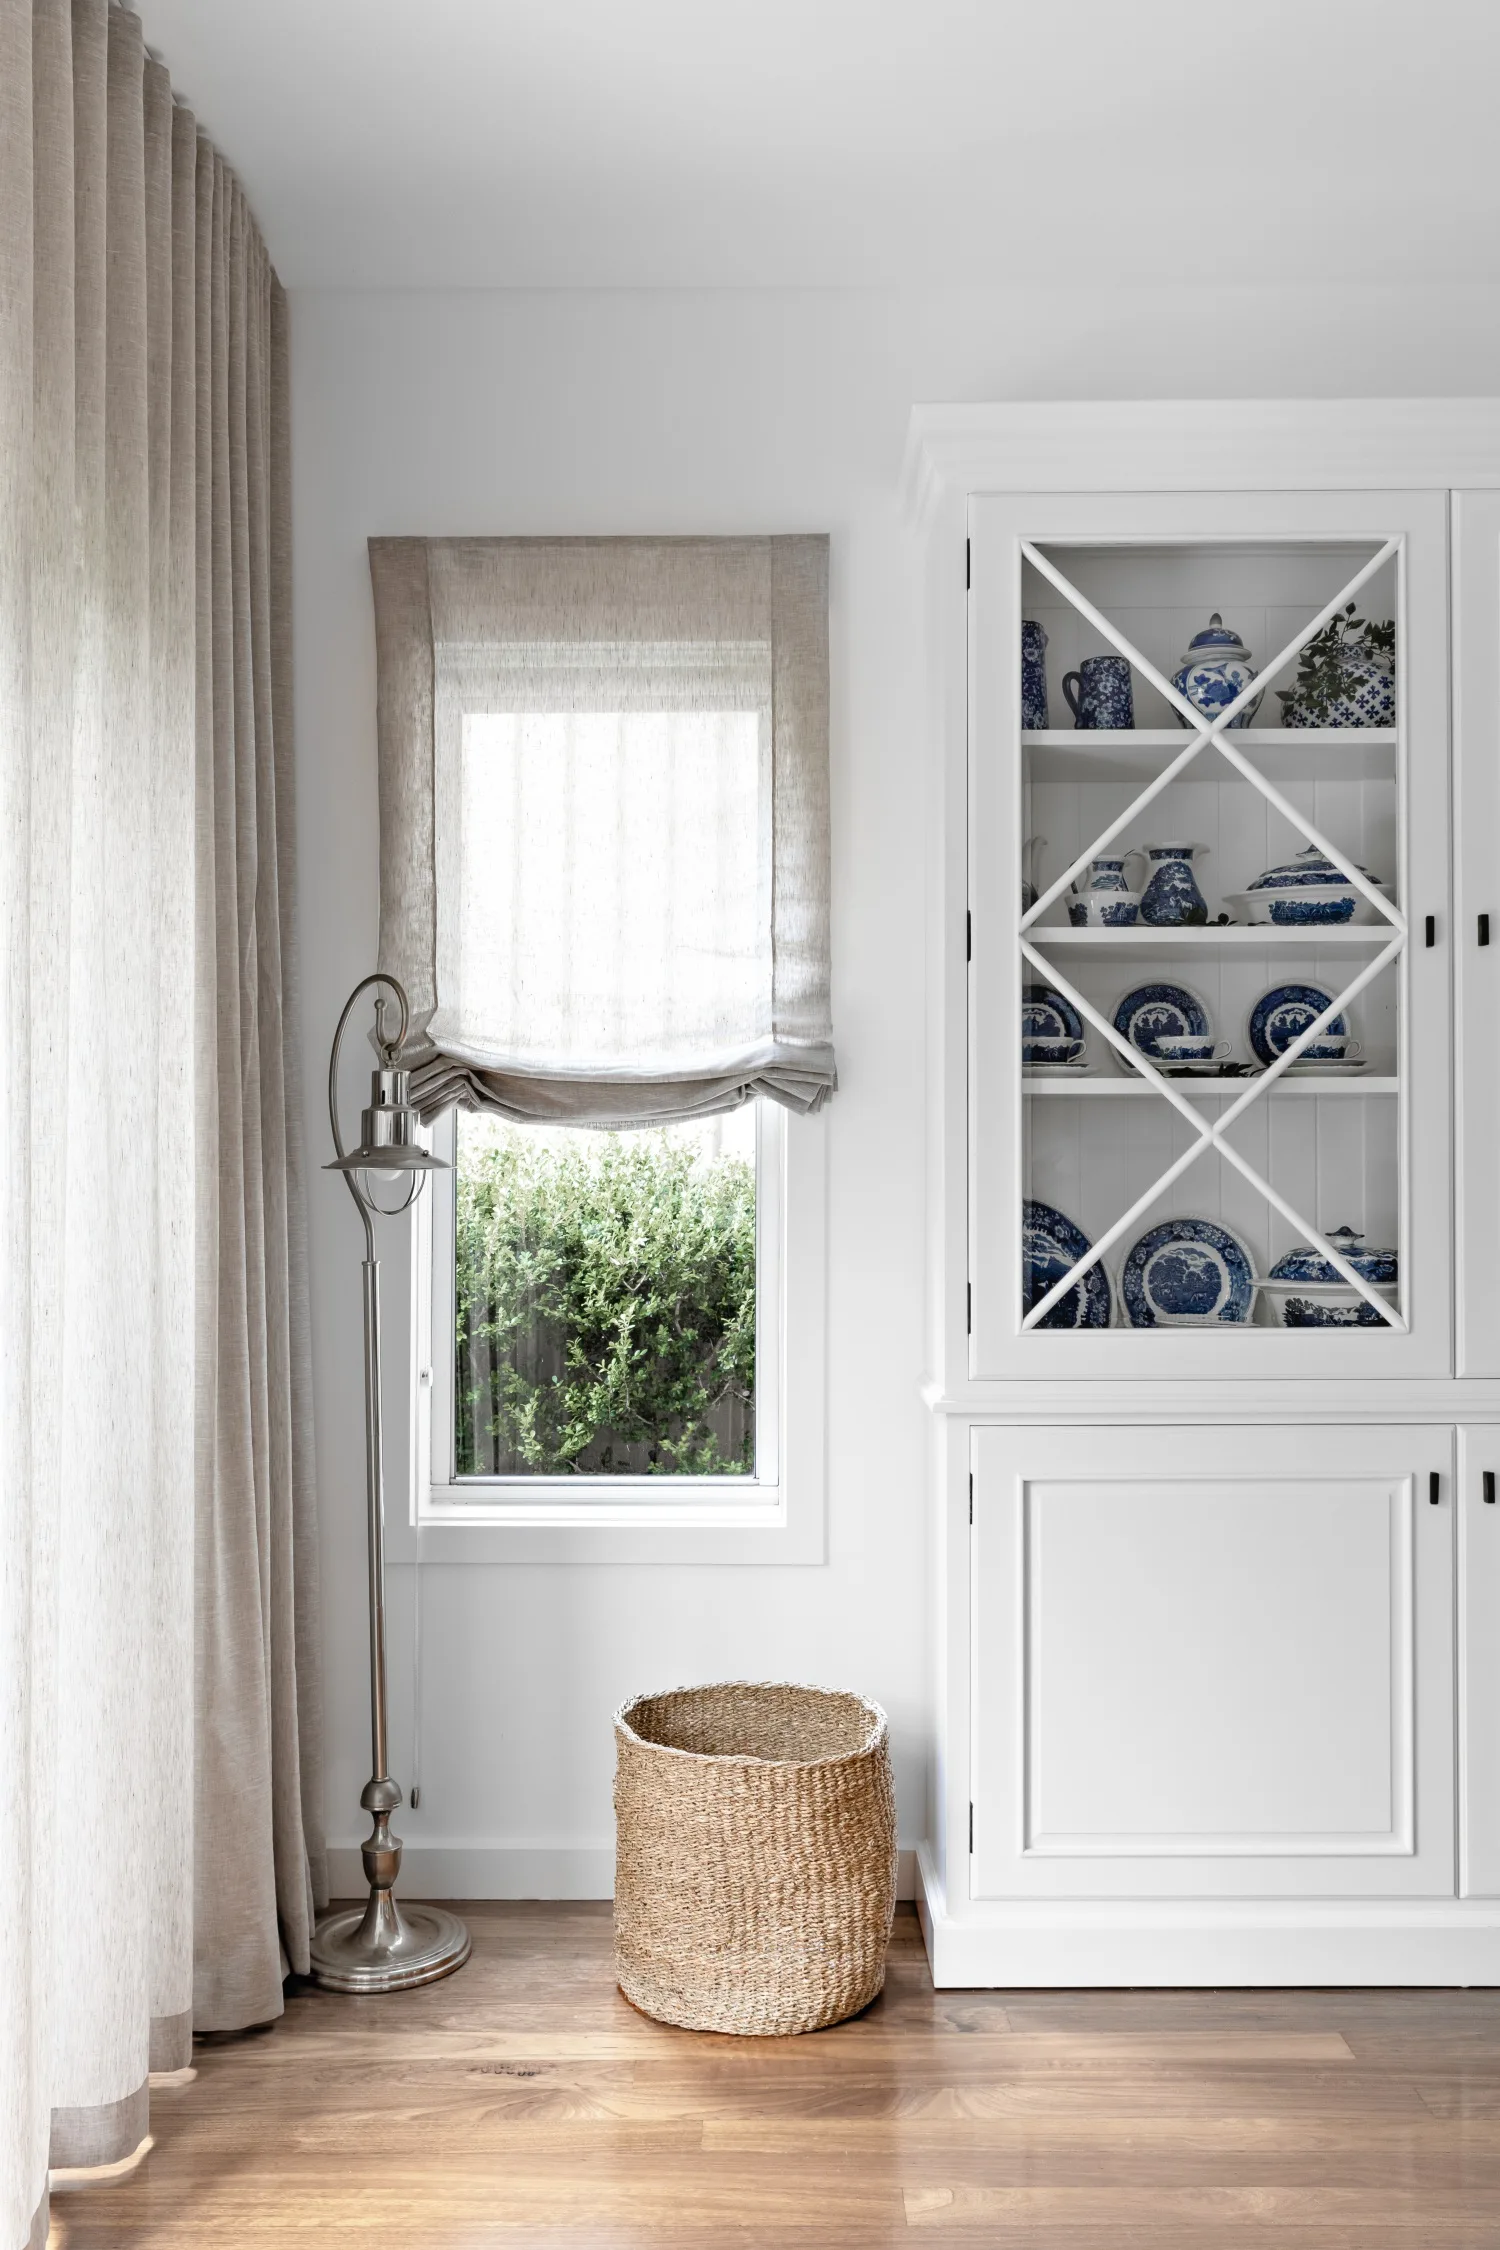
[901,398,1500,531]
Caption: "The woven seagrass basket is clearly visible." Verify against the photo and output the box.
[613,1680,898,2036]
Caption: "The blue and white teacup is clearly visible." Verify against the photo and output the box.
[1153,1036,1232,1065]
[1023,1036,1084,1066]
[1062,653,1134,731]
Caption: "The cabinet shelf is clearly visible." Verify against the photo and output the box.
[1023,1076,1398,1097]
[1025,925,1401,959]
[1023,727,1396,783]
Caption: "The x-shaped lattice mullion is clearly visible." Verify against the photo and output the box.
[1019,537,1403,933]
[1020,933,1406,1329]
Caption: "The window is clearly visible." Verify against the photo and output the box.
[371,536,831,1533]
[421,1100,784,1508]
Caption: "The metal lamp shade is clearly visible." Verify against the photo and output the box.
[323,1064,450,1177]
[325,1142,447,1175]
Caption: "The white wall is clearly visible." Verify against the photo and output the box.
[292,283,1500,1892]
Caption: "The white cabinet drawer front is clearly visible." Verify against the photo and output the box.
[971,1424,1455,1900]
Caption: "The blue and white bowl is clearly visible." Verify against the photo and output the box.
[1068,891,1141,926]
[1279,659,1395,730]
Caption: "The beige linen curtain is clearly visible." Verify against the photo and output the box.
[0,5,321,2243]
[370,536,834,1126]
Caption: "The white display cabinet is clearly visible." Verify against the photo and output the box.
[971,490,1449,1379]
[907,403,1500,1986]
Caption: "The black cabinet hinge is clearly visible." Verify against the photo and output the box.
[966,909,972,961]
[969,1472,974,1526]
[1484,1470,1496,1506]
[1430,1470,1441,1505]
[1425,914,1436,948]
[967,1281,972,1333]
[969,1804,974,1852]
[1480,913,1491,948]
[965,538,970,590]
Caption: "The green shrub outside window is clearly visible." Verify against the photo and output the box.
[454,1114,757,1477]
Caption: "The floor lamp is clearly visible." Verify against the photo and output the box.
[308,972,472,1993]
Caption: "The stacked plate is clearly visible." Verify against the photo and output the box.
[1248,984,1364,1072]
[1022,984,1090,1076]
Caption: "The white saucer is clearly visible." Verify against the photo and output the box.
[1282,1057,1368,1075]
[1024,1063,1091,1077]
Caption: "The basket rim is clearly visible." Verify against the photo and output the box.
[614,1678,889,1770]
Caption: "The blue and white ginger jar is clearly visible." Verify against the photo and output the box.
[1172,613,1262,729]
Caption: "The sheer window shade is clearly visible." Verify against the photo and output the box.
[369,537,835,1125]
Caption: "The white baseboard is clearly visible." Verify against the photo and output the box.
[917,1842,1500,1987]
[327,1842,918,1903]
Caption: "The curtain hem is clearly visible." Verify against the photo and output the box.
[48,2085,149,2172]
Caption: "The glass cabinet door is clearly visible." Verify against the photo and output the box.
[969,489,1450,1379]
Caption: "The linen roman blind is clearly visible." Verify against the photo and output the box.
[369,536,834,1125]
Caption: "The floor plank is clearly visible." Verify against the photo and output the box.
[51,1902,1500,2248]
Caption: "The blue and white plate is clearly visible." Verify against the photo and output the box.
[1023,1200,1113,1329]
[1113,983,1211,1058]
[1122,1217,1256,1327]
[1248,984,1348,1069]
[1023,984,1084,1045]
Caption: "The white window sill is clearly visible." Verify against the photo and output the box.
[385,1485,821,1565]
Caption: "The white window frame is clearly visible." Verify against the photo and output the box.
[388,1102,827,1564]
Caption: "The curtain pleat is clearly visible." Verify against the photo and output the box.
[1,4,322,2238]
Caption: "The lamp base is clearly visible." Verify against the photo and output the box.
[308,1891,471,1994]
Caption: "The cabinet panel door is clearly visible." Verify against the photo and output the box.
[1458,1426,1500,1896]
[970,488,1451,1380]
[971,1424,1455,1900]
[1454,496,1500,1374]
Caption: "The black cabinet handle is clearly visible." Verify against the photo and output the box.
[1485,1471,1496,1506]
[1430,1471,1440,1505]
[1480,913,1491,948]
[1425,915,1436,947]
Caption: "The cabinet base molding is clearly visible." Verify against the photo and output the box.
[918,1846,1500,1988]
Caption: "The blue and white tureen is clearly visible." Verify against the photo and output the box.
[1171,613,1262,729]
[1227,846,1391,928]
[1267,1226,1397,1327]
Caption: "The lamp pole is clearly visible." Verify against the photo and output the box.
[308,973,471,1994]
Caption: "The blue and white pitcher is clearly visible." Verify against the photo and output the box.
[1135,842,1210,927]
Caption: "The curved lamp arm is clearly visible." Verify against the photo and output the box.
[327,972,439,1250]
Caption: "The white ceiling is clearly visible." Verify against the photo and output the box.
[141,0,1500,291]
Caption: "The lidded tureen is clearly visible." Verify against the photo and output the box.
[1228,845,1391,928]
[1266,1226,1398,1328]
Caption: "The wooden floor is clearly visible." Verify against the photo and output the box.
[52,1903,1500,2247]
